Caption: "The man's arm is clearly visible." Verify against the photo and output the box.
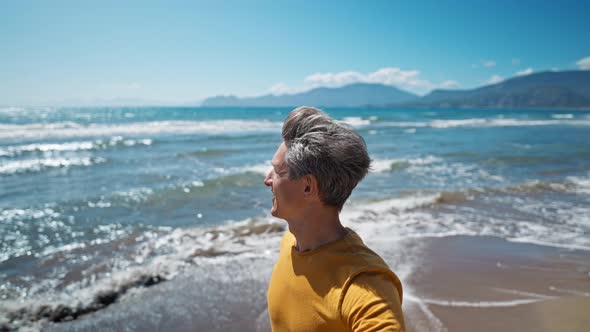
[341,272,405,332]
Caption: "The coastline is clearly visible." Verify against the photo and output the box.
[402,236,590,332]
[41,234,590,332]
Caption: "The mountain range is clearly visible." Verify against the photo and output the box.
[201,70,590,109]
[201,83,416,107]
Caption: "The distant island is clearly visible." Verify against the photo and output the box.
[201,70,590,109]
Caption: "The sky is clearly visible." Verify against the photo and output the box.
[1,0,589,106]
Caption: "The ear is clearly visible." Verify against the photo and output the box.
[302,175,319,199]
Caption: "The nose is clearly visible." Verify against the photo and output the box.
[264,169,273,187]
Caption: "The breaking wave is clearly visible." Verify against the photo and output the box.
[339,116,372,127]
[0,120,282,140]
[0,157,107,175]
[0,136,152,157]
[0,217,285,331]
[371,156,442,173]
[551,114,574,119]
[2,173,590,330]
[380,118,590,129]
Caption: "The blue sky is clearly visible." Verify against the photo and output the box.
[1,0,589,106]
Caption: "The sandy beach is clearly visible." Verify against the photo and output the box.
[38,234,589,332]
[403,236,590,331]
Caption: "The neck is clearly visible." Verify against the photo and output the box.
[287,206,348,252]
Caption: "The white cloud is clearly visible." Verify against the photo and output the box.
[512,58,521,65]
[486,75,503,85]
[482,60,496,67]
[268,82,307,95]
[439,80,459,89]
[304,71,365,87]
[366,68,425,87]
[576,56,590,70]
[268,67,456,95]
[516,68,533,76]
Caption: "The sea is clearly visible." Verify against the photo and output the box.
[1,106,589,330]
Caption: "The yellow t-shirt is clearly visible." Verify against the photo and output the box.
[267,229,405,331]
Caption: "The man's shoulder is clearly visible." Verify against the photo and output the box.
[338,230,403,302]
[279,231,295,250]
[340,271,405,331]
[340,230,391,269]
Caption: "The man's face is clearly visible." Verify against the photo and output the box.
[263,142,305,220]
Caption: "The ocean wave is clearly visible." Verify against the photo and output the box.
[214,162,272,176]
[369,155,504,186]
[371,155,442,173]
[3,177,590,330]
[0,157,107,175]
[339,116,371,127]
[566,173,590,195]
[504,175,590,195]
[0,106,27,113]
[49,173,263,215]
[176,148,232,158]
[0,136,152,157]
[551,113,574,119]
[400,157,505,185]
[380,118,590,129]
[343,179,590,251]
[0,120,282,140]
[0,216,284,331]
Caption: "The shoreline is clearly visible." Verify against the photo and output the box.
[37,234,590,332]
[402,236,590,332]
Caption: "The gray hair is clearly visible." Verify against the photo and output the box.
[281,106,371,210]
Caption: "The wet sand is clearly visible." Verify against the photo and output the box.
[44,235,590,332]
[403,236,590,332]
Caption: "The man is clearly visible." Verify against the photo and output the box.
[264,106,405,331]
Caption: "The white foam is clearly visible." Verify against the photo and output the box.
[214,161,272,176]
[371,159,395,173]
[430,118,490,128]
[408,155,442,165]
[507,237,590,251]
[407,294,543,307]
[0,157,107,174]
[0,141,95,157]
[0,137,152,157]
[341,193,440,224]
[371,155,442,173]
[0,120,283,140]
[549,286,590,297]
[240,163,272,175]
[381,118,590,129]
[339,117,371,127]
[551,114,574,119]
[341,182,590,252]
[566,173,590,195]
[493,288,556,300]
